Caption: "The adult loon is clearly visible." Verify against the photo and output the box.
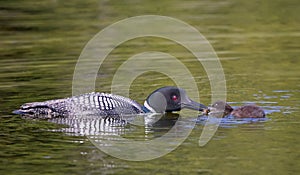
[13,86,207,118]
[206,100,265,118]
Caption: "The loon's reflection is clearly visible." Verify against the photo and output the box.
[45,113,180,138]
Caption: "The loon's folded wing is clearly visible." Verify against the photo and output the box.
[13,92,144,118]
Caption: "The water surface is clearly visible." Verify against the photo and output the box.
[0,0,299,174]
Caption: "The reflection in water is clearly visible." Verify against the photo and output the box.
[48,116,127,136]
[45,113,179,138]
[197,115,269,127]
[38,112,201,161]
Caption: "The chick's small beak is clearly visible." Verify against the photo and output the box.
[202,108,210,115]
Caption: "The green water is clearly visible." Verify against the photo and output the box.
[0,0,299,174]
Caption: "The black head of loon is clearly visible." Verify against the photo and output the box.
[143,86,207,113]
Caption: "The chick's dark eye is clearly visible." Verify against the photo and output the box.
[171,95,178,101]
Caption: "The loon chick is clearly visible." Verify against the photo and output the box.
[207,101,265,118]
[13,86,207,118]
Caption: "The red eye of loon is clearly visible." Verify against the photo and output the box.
[172,95,178,101]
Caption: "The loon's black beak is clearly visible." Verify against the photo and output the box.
[181,99,207,111]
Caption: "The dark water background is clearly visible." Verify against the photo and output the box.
[0,0,299,174]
